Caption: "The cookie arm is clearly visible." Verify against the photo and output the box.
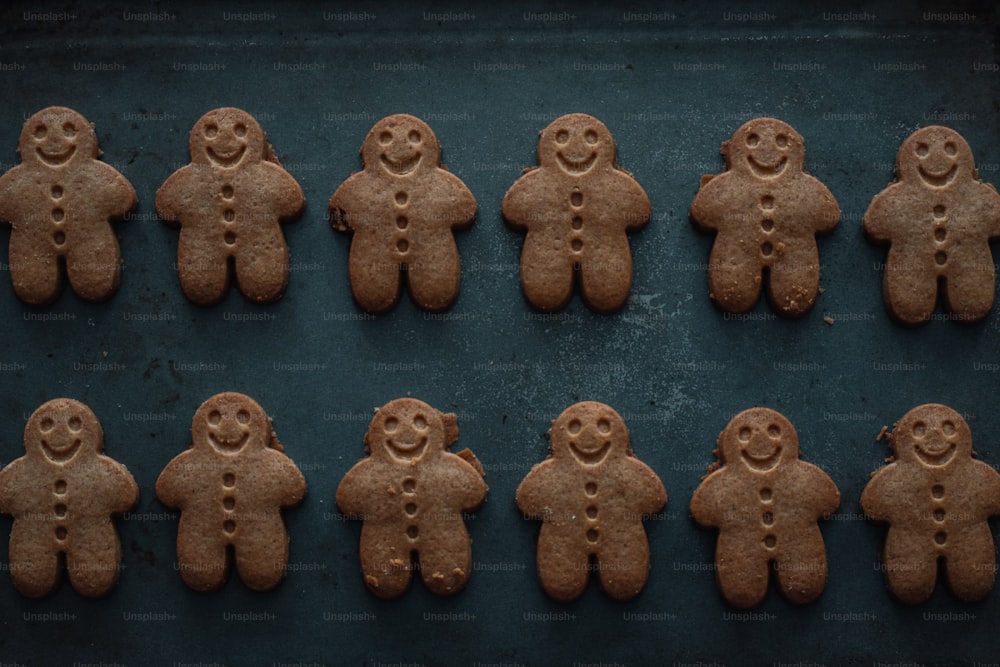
[154,451,194,510]
[973,461,1000,516]
[982,182,1000,239]
[273,453,307,507]
[689,470,726,527]
[613,170,652,232]
[501,169,541,232]
[328,173,366,233]
[0,459,25,514]
[859,467,890,521]
[861,185,899,243]
[93,161,138,219]
[438,169,477,232]
[806,176,840,235]
[0,165,24,224]
[625,458,667,515]
[155,166,195,227]
[803,462,840,518]
[514,461,558,518]
[334,459,375,516]
[451,456,488,510]
[689,173,728,232]
[100,457,140,514]
[265,163,305,222]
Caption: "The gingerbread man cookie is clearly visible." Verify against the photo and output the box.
[690,408,840,608]
[690,118,840,317]
[156,107,305,305]
[861,404,1000,603]
[502,114,650,313]
[336,398,487,598]
[516,402,666,601]
[0,106,136,306]
[156,392,307,592]
[864,126,1000,325]
[329,114,477,313]
[0,399,138,598]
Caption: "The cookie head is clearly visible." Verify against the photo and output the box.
[192,393,269,455]
[26,398,101,463]
[539,113,615,177]
[898,126,972,189]
[550,402,626,466]
[893,404,970,468]
[368,398,455,462]
[726,118,803,180]
[721,408,799,472]
[363,114,439,178]
[21,106,96,168]
[190,108,264,170]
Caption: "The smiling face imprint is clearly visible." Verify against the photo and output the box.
[551,403,624,467]
[189,108,265,170]
[899,127,973,190]
[914,138,958,187]
[910,418,958,467]
[206,407,251,452]
[738,422,783,472]
[25,399,101,464]
[37,411,84,462]
[538,114,615,178]
[21,107,95,169]
[362,115,439,179]
[727,118,803,182]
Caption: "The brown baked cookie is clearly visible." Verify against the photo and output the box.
[156,392,307,592]
[0,399,138,598]
[0,106,136,306]
[690,117,840,317]
[690,408,839,608]
[329,114,476,313]
[156,107,304,305]
[516,402,666,601]
[861,404,1000,603]
[336,398,487,598]
[864,126,1000,325]
[502,114,650,314]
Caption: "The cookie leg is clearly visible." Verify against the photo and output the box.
[520,232,574,311]
[348,235,402,313]
[8,529,61,598]
[359,525,413,599]
[406,235,461,312]
[578,237,633,314]
[595,527,650,600]
[177,229,231,306]
[417,524,472,596]
[8,232,61,306]
[233,230,289,303]
[883,529,938,604]
[943,529,995,602]
[767,242,820,317]
[65,523,121,597]
[706,237,763,313]
[941,245,995,322]
[536,526,589,601]
[773,534,827,604]
[882,248,937,325]
[233,520,289,591]
[176,522,229,592]
[64,224,121,302]
[716,534,769,608]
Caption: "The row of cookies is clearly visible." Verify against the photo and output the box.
[1,394,995,609]
[3,107,996,324]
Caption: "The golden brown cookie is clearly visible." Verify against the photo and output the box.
[690,117,839,317]
[336,398,487,598]
[502,113,650,314]
[156,107,305,305]
[329,114,477,313]
[861,404,1000,603]
[0,398,138,598]
[0,106,136,306]
[516,402,666,601]
[690,408,839,608]
[864,126,1000,325]
[156,392,307,592]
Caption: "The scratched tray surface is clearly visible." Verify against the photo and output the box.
[0,1,999,665]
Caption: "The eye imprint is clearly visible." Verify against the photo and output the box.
[68,416,82,432]
[944,142,956,156]
[62,123,76,138]
[236,410,250,424]
[40,417,55,432]
[555,129,569,145]
[584,129,598,145]
[775,134,788,148]
[34,125,47,139]
[205,124,218,139]
[208,410,221,426]
[738,427,752,442]
[916,143,928,157]
[408,129,421,144]
[568,419,582,435]
[385,417,398,432]
[913,421,926,437]
[413,414,427,430]
[746,133,759,148]
[597,418,611,434]
[941,420,955,436]
[378,131,392,145]
[767,424,780,438]
[234,123,247,138]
